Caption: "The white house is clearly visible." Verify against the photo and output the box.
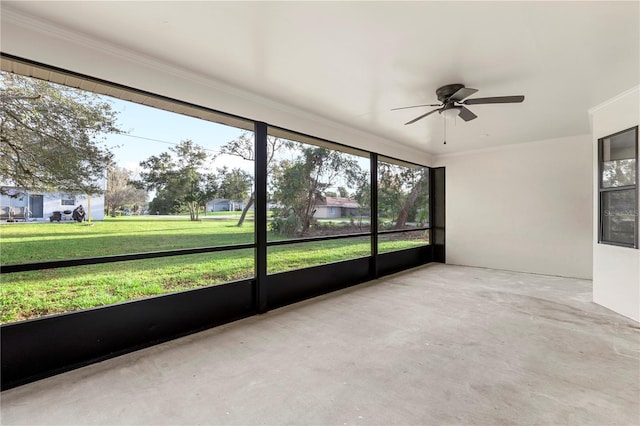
[314,196,360,219]
[1,186,105,222]
[205,198,249,213]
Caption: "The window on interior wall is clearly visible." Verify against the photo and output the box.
[598,126,638,248]
[377,156,430,253]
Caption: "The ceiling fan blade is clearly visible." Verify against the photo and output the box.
[450,87,478,102]
[458,106,477,122]
[391,103,441,111]
[405,108,441,125]
[462,95,525,105]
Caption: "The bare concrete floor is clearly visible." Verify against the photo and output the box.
[1,264,639,425]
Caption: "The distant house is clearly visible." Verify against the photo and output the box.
[0,188,105,222]
[206,198,250,212]
[1,176,107,222]
[314,196,360,219]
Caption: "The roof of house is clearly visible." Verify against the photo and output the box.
[317,197,359,209]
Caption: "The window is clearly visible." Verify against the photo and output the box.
[598,126,638,248]
[377,157,430,253]
[1,56,437,391]
[266,127,371,273]
[1,69,255,323]
[0,59,431,327]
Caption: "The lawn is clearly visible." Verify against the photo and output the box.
[0,217,426,323]
[0,216,255,265]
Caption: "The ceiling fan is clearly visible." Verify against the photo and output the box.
[392,84,524,125]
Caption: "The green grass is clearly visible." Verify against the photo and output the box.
[268,237,373,272]
[0,216,255,265]
[0,217,425,323]
[1,250,255,323]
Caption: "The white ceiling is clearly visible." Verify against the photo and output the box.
[2,1,639,155]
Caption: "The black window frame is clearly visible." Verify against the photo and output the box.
[598,126,639,249]
[0,53,443,390]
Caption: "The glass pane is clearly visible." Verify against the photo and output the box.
[267,128,371,241]
[1,249,254,324]
[268,237,370,274]
[602,190,637,245]
[0,71,255,266]
[602,159,636,188]
[601,129,637,188]
[378,157,429,231]
[602,130,636,161]
[379,230,430,254]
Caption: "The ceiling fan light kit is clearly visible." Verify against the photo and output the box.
[440,107,460,120]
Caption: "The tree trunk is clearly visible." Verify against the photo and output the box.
[237,191,254,227]
[393,179,423,229]
[188,202,198,221]
[300,193,316,236]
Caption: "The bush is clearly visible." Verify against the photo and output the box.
[378,220,394,231]
[270,211,298,236]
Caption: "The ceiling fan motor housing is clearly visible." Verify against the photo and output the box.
[436,83,465,102]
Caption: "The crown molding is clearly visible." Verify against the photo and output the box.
[588,86,640,115]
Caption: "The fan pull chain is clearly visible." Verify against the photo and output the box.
[443,117,447,145]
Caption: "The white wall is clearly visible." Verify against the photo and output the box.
[434,134,593,279]
[589,87,639,322]
[43,193,105,221]
[79,194,105,222]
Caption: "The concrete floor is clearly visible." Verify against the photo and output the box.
[1,264,639,425]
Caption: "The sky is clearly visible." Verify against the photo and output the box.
[102,96,253,175]
[99,94,371,196]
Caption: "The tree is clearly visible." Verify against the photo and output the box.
[104,165,147,216]
[135,140,215,221]
[148,189,182,215]
[602,157,635,188]
[378,163,428,229]
[218,132,289,226]
[351,170,371,230]
[216,167,253,208]
[272,145,362,236]
[393,169,428,229]
[0,72,121,195]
